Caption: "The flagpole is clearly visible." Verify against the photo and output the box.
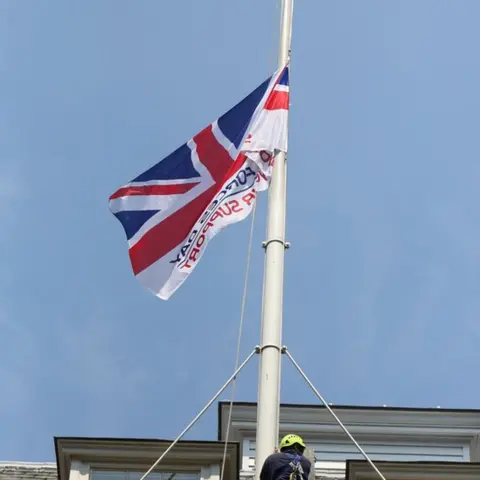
[255,0,293,477]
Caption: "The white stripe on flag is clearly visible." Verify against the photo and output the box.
[212,121,238,160]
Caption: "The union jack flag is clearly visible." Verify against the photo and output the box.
[109,65,289,299]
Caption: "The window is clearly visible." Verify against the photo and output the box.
[91,472,200,480]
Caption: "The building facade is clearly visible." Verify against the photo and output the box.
[219,402,480,479]
[3,402,480,480]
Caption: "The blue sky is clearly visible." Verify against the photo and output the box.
[2,0,480,462]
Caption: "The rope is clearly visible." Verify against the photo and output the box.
[139,349,258,480]
[220,200,258,480]
[284,349,388,480]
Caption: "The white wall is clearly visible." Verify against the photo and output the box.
[241,436,470,476]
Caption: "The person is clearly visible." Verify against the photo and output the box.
[259,434,311,480]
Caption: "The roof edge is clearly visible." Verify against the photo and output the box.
[55,436,239,445]
[218,401,480,414]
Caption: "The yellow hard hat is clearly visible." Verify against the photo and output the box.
[279,434,306,449]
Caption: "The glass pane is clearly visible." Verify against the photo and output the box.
[91,473,127,480]
[127,474,162,480]
[166,474,200,480]
[91,472,199,480]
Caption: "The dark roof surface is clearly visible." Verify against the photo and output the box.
[0,462,57,480]
[218,400,480,414]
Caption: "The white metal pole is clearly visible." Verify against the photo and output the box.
[255,0,293,477]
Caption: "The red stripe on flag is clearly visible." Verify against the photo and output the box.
[109,183,199,200]
[129,184,217,274]
[129,152,249,275]
[221,152,248,182]
[264,91,289,111]
[193,125,233,182]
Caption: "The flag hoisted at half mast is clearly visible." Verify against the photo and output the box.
[109,65,289,300]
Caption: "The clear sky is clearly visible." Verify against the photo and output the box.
[2,0,480,462]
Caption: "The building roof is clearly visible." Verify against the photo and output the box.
[55,437,240,480]
[219,400,480,416]
[218,401,480,442]
[346,460,480,480]
[0,462,57,480]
